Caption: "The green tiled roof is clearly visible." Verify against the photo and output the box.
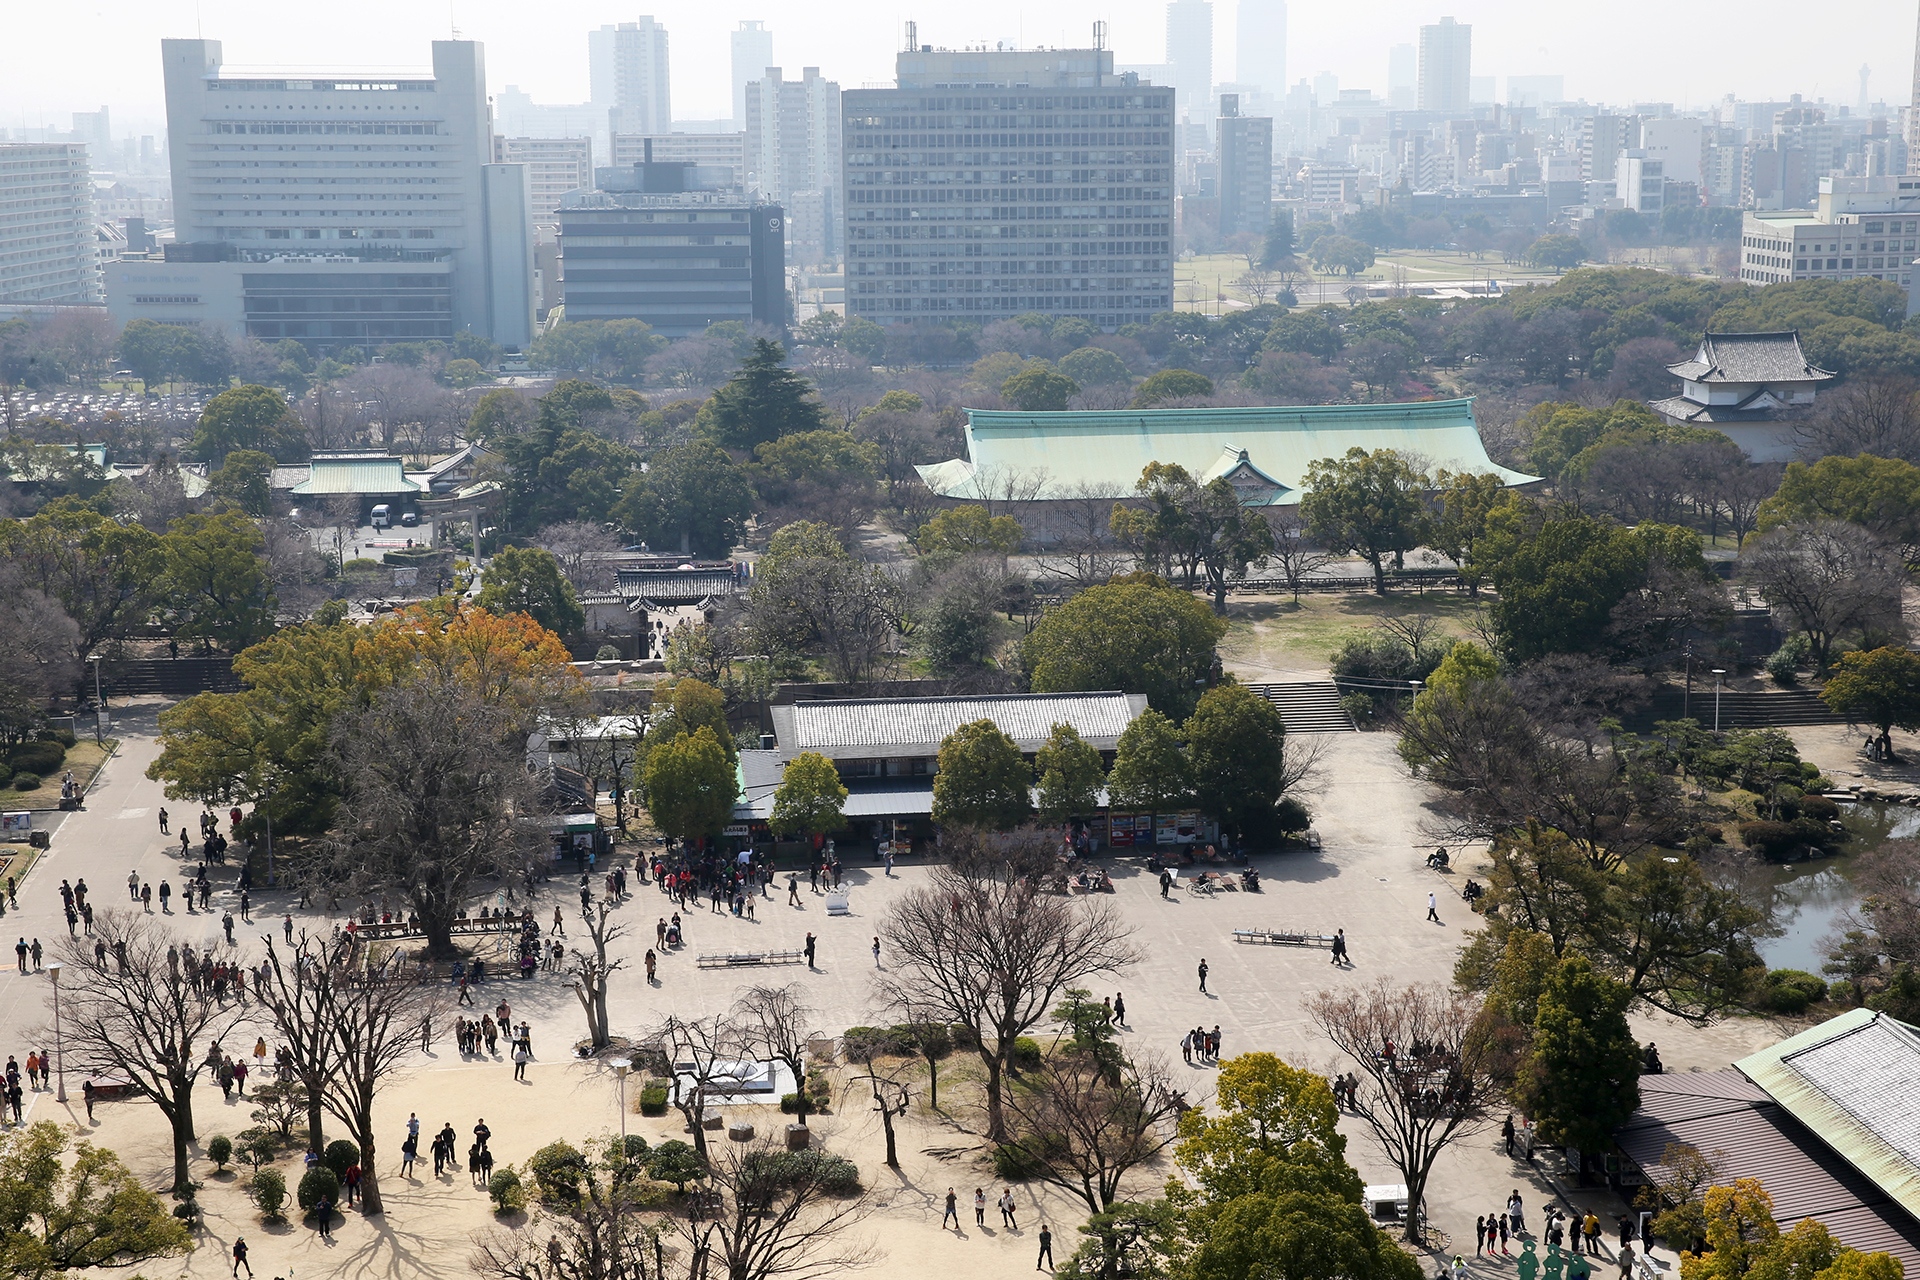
[916,398,1537,504]
[289,454,426,496]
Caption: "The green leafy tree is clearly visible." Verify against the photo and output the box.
[115,318,181,387]
[1262,210,1297,267]
[750,430,882,512]
[698,338,830,450]
[1428,470,1514,595]
[1300,447,1432,593]
[1035,722,1105,823]
[1516,956,1641,1153]
[1057,345,1131,386]
[769,750,848,838]
[1021,576,1228,719]
[476,546,586,636]
[614,440,754,557]
[1308,235,1376,277]
[0,1122,193,1280]
[1264,309,1345,362]
[917,504,1024,557]
[1189,1178,1422,1280]
[1111,463,1277,613]
[1185,684,1288,840]
[931,719,1031,830]
[1002,365,1081,411]
[192,384,307,463]
[1486,516,1701,662]
[1173,1053,1347,1204]
[1821,646,1920,761]
[1681,1180,1904,1280]
[1106,708,1191,812]
[642,725,738,842]
[1526,235,1588,272]
[441,358,489,389]
[1130,369,1214,408]
[1757,453,1920,562]
[0,503,161,660]
[158,510,276,651]
[205,448,277,516]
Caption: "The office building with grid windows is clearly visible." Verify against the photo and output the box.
[841,41,1174,329]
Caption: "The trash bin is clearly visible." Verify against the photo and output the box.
[29,830,50,849]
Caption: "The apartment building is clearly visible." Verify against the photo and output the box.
[0,142,99,303]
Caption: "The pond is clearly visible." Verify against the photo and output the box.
[1750,801,1919,973]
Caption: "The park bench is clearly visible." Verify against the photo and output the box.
[696,949,805,969]
[1187,872,1238,895]
[1233,927,1337,947]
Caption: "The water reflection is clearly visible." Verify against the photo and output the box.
[1749,802,1919,972]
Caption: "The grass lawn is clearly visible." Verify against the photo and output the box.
[1219,590,1488,681]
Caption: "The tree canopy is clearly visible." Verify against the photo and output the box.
[931,719,1032,830]
[615,440,754,558]
[191,384,307,462]
[476,545,587,636]
[1021,576,1228,719]
[1300,448,1431,593]
[699,339,831,450]
[769,750,849,838]
[643,725,739,842]
[1186,684,1290,839]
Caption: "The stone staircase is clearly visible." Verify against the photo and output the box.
[1247,681,1357,734]
[1619,686,1847,734]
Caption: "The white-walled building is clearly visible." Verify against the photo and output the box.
[493,136,593,228]
[1615,150,1665,214]
[116,38,532,352]
[0,142,99,303]
[730,22,775,130]
[1417,17,1471,115]
[742,66,842,264]
[591,19,672,137]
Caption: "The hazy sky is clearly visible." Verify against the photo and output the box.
[1,0,1908,137]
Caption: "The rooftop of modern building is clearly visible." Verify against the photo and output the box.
[1666,331,1836,386]
[766,690,1149,764]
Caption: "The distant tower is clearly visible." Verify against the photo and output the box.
[731,22,774,130]
[1234,0,1286,99]
[1417,16,1472,116]
[1859,63,1870,115]
[1165,0,1215,138]
[589,17,672,134]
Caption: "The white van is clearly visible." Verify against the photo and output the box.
[370,504,392,529]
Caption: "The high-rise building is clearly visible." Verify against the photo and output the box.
[731,22,775,129]
[1234,1,1285,99]
[493,136,594,227]
[70,108,111,158]
[125,38,532,350]
[590,18,672,136]
[1166,1,1214,135]
[842,41,1174,327]
[1639,117,1703,187]
[1417,17,1471,116]
[743,67,843,265]
[1616,150,1664,215]
[0,142,100,302]
[1216,94,1271,238]
[1387,44,1416,110]
[1909,4,1920,159]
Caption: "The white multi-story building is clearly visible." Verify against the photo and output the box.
[0,142,100,303]
[1165,0,1214,139]
[730,22,775,130]
[1639,117,1704,187]
[493,136,594,228]
[116,38,532,351]
[1615,150,1664,215]
[591,19,672,137]
[1739,177,1920,293]
[842,41,1174,328]
[743,66,842,264]
[1417,17,1471,116]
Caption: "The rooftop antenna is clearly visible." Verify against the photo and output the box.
[450,0,460,39]
[904,21,917,53]
[1093,20,1106,51]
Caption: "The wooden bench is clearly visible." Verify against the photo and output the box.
[696,949,805,969]
[1233,928,1337,947]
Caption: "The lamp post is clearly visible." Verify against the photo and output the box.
[47,961,66,1102]
[1712,668,1727,734]
[89,654,104,744]
[610,1058,631,1151]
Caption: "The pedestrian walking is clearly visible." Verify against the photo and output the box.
[645,949,657,983]
[1502,1115,1516,1156]
[1584,1212,1601,1255]
[1210,1024,1222,1059]
[1427,892,1441,923]
[1619,1246,1635,1280]
[872,936,882,968]
[1113,993,1126,1026]
[787,874,800,906]
[316,1195,334,1240]
[159,807,170,835]
[28,938,42,971]
[1197,958,1209,993]
[82,1079,95,1122]
[1158,869,1173,898]
[804,932,817,969]
[344,1162,362,1205]
[1331,928,1349,965]
[1001,1189,1019,1229]
[1038,1224,1054,1270]
[158,881,171,912]
[231,1237,252,1277]
[13,937,25,972]
[513,1043,530,1081]
[400,1134,418,1176]
[222,912,235,945]
[140,883,151,912]
[942,1188,959,1229]
[975,1188,987,1226]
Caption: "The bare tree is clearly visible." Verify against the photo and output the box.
[0,563,80,730]
[858,1058,915,1168]
[1262,511,1339,602]
[317,675,550,957]
[569,902,631,1052]
[663,1135,876,1280]
[1031,482,1129,588]
[470,1152,666,1280]
[538,521,624,594]
[256,930,450,1215]
[733,985,819,1124]
[1740,520,1908,666]
[51,912,247,1194]
[970,464,1051,517]
[647,1014,747,1160]
[1794,375,1920,463]
[341,363,451,454]
[1001,1049,1185,1213]
[880,866,1137,1140]
[297,381,369,452]
[1303,981,1497,1243]
[1233,268,1279,306]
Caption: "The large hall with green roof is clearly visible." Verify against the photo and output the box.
[915,398,1538,509]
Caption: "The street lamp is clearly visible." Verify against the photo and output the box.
[1712,669,1727,733]
[88,655,104,744]
[47,961,66,1102]
[610,1058,632,1150]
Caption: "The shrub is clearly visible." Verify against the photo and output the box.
[647,1139,706,1192]
[1757,969,1828,1014]
[1799,794,1840,823]
[993,1139,1056,1180]
[342,557,383,573]
[779,1092,803,1113]
[528,1140,588,1206]
[948,1023,980,1051]
[1766,634,1811,685]
[247,1169,285,1215]
[1011,1036,1043,1071]
[1274,796,1312,834]
[1739,819,1834,861]
[323,1139,360,1179]
[296,1165,340,1212]
[207,1135,233,1171]
[488,1165,527,1214]
[638,1086,669,1116]
[6,740,64,776]
[1338,692,1375,724]
[595,644,621,661]
[0,770,11,789]
[38,726,78,749]
[241,1130,283,1170]
[607,1134,652,1166]
[742,1149,863,1196]
[12,773,42,792]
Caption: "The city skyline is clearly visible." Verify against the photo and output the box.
[0,0,1906,140]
